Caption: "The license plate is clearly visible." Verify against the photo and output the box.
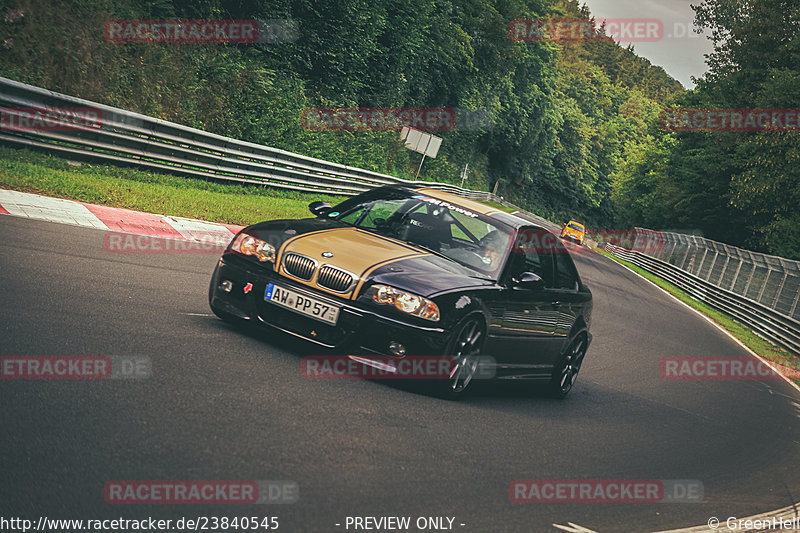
[265,283,340,325]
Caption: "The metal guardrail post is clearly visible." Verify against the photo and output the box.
[773,272,789,310]
[718,255,731,287]
[756,268,772,304]
[696,247,709,278]
[680,243,692,270]
[791,288,800,318]
[742,252,757,296]
[730,256,745,293]
[664,240,677,264]
[706,250,720,283]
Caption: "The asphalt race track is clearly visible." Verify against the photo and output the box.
[2,215,800,532]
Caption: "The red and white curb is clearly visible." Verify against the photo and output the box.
[0,189,244,244]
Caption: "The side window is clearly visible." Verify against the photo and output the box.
[553,251,579,290]
[359,199,406,229]
[510,227,556,288]
[526,251,555,288]
[507,248,555,288]
[338,207,365,225]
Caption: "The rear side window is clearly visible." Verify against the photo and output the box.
[553,251,579,290]
[523,249,555,288]
[509,227,557,288]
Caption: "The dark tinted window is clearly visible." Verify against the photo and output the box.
[509,227,557,288]
[554,251,579,290]
[524,249,555,288]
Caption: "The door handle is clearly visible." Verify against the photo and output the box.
[550,301,561,307]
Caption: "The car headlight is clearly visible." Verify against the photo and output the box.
[229,233,276,263]
[364,284,440,322]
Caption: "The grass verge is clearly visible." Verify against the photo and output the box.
[0,145,347,225]
[481,200,517,213]
[592,245,799,384]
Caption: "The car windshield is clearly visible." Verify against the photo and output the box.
[328,189,512,278]
[568,222,584,232]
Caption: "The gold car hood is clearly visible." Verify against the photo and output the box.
[277,227,430,299]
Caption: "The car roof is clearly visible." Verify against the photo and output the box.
[396,185,538,230]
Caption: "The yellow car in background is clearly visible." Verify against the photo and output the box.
[561,220,586,245]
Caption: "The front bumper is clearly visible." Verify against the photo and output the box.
[561,232,584,245]
[209,255,449,355]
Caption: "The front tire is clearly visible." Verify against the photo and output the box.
[441,317,485,399]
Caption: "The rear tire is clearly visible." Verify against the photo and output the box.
[549,335,587,399]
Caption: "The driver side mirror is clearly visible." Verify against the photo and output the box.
[309,201,332,217]
[512,271,545,291]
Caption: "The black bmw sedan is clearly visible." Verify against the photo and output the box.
[209,184,592,398]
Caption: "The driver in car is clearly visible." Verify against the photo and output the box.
[479,230,505,269]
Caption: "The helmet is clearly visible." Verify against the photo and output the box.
[479,230,505,252]
[478,230,505,267]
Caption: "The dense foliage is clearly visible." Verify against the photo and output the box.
[2,0,681,229]
[613,0,800,258]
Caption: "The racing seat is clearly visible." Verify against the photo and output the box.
[402,212,451,251]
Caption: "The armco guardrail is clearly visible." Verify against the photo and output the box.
[0,75,551,230]
[605,243,800,357]
[638,228,800,320]
[0,77,402,196]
